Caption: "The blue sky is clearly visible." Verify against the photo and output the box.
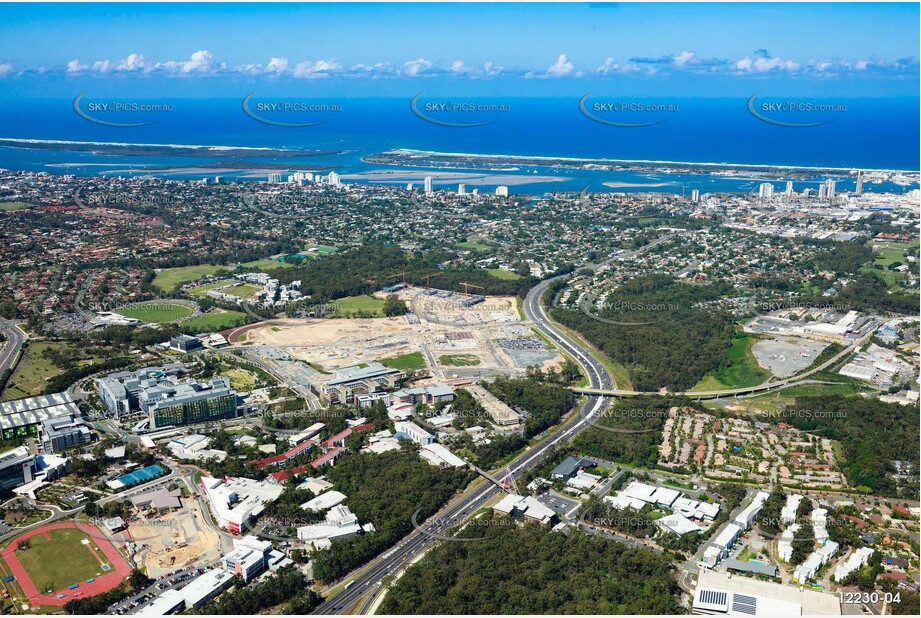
[0,2,918,97]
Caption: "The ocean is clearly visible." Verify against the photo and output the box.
[0,97,917,194]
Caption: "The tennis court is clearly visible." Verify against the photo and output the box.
[117,464,166,487]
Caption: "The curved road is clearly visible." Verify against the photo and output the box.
[311,275,613,615]
[0,318,26,376]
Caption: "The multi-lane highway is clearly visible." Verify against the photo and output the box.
[311,275,614,615]
[0,318,26,377]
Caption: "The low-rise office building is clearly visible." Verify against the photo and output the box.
[693,569,840,615]
[200,476,284,534]
[95,364,189,418]
[321,363,404,405]
[38,413,92,452]
[0,392,81,441]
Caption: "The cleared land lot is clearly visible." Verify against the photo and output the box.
[1,342,101,401]
[182,309,247,331]
[381,352,426,371]
[0,202,34,211]
[236,289,563,380]
[330,295,387,317]
[486,269,521,280]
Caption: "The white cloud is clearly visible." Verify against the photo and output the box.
[115,53,149,72]
[265,57,289,74]
[293,58,341,78]
[402,58,433,77]
[156,50,215,74]
[546,54,575,77]
[735,51,800,73]
[449,60,470,75]
[0,62,13,77]
[66,59,87,73]
[348,62,395,78]
[673,51,697,67]
[596,57,645,75]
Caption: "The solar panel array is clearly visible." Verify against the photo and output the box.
[732,593,758,615]
[697,589,728,607]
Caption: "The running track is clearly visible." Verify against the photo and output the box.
[0,522,131,607]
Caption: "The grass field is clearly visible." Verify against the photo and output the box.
[307,245,338,254]
[190,280,263,298]
[0,201,34,211]
[224,283,264,298]
[152,264,229,291]
[181,309,247,332]
[11,528,109,594]
[240,259,293,270]
[1,343,74,401]
[871,241,917,267]
[330,295,386,317]
[114,301,194,324]
[486,268,521,280]
[438,354,481,367]
[690,333,771,391]
[224,368,258,390]
[381,352,427,371]
[740,382,862,411]
[454,239,492,252]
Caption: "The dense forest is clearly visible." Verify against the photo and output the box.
[265,245,535,301]
[379,518,685,614]
[195,566,321,614]
[551,275,735,391]
[310,449,472,583]
[808,241,875,275]
[484,376,577,439]
[804,271,917,315]
[572,397,685,468]
[782,396,919,498]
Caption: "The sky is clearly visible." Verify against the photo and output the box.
[0,2,918,98]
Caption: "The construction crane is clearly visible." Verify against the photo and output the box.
[386,271,408,286]
[459,282,484,295]
[424,272,442,289]
[500,466,520,494]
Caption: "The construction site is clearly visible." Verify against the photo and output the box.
[232,285,563,382]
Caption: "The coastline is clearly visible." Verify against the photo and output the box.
[383,149,919,175]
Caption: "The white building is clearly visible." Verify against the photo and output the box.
[423,176,433,195]
[703,523,743,565]
[794,541,839,584]
[223,536,274,582]
[694,569,841,615]
[495,186,509,197]
[394,420,434,445]
[734,491,770,529]
[778,524,799,562]
[493,493,555,525]
[200,476,284,534]
[758,183,774,200]
[834,547,874,582]
[301,490,347,512]
[780,494,803,525]
[297,505,372,550]
[657,513,702,536]
[812,508,829,544]
[287,422,325,446]
[419,442,466,468]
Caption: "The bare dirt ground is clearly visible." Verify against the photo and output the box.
[236,289,563,379]
[131,504,221,577]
